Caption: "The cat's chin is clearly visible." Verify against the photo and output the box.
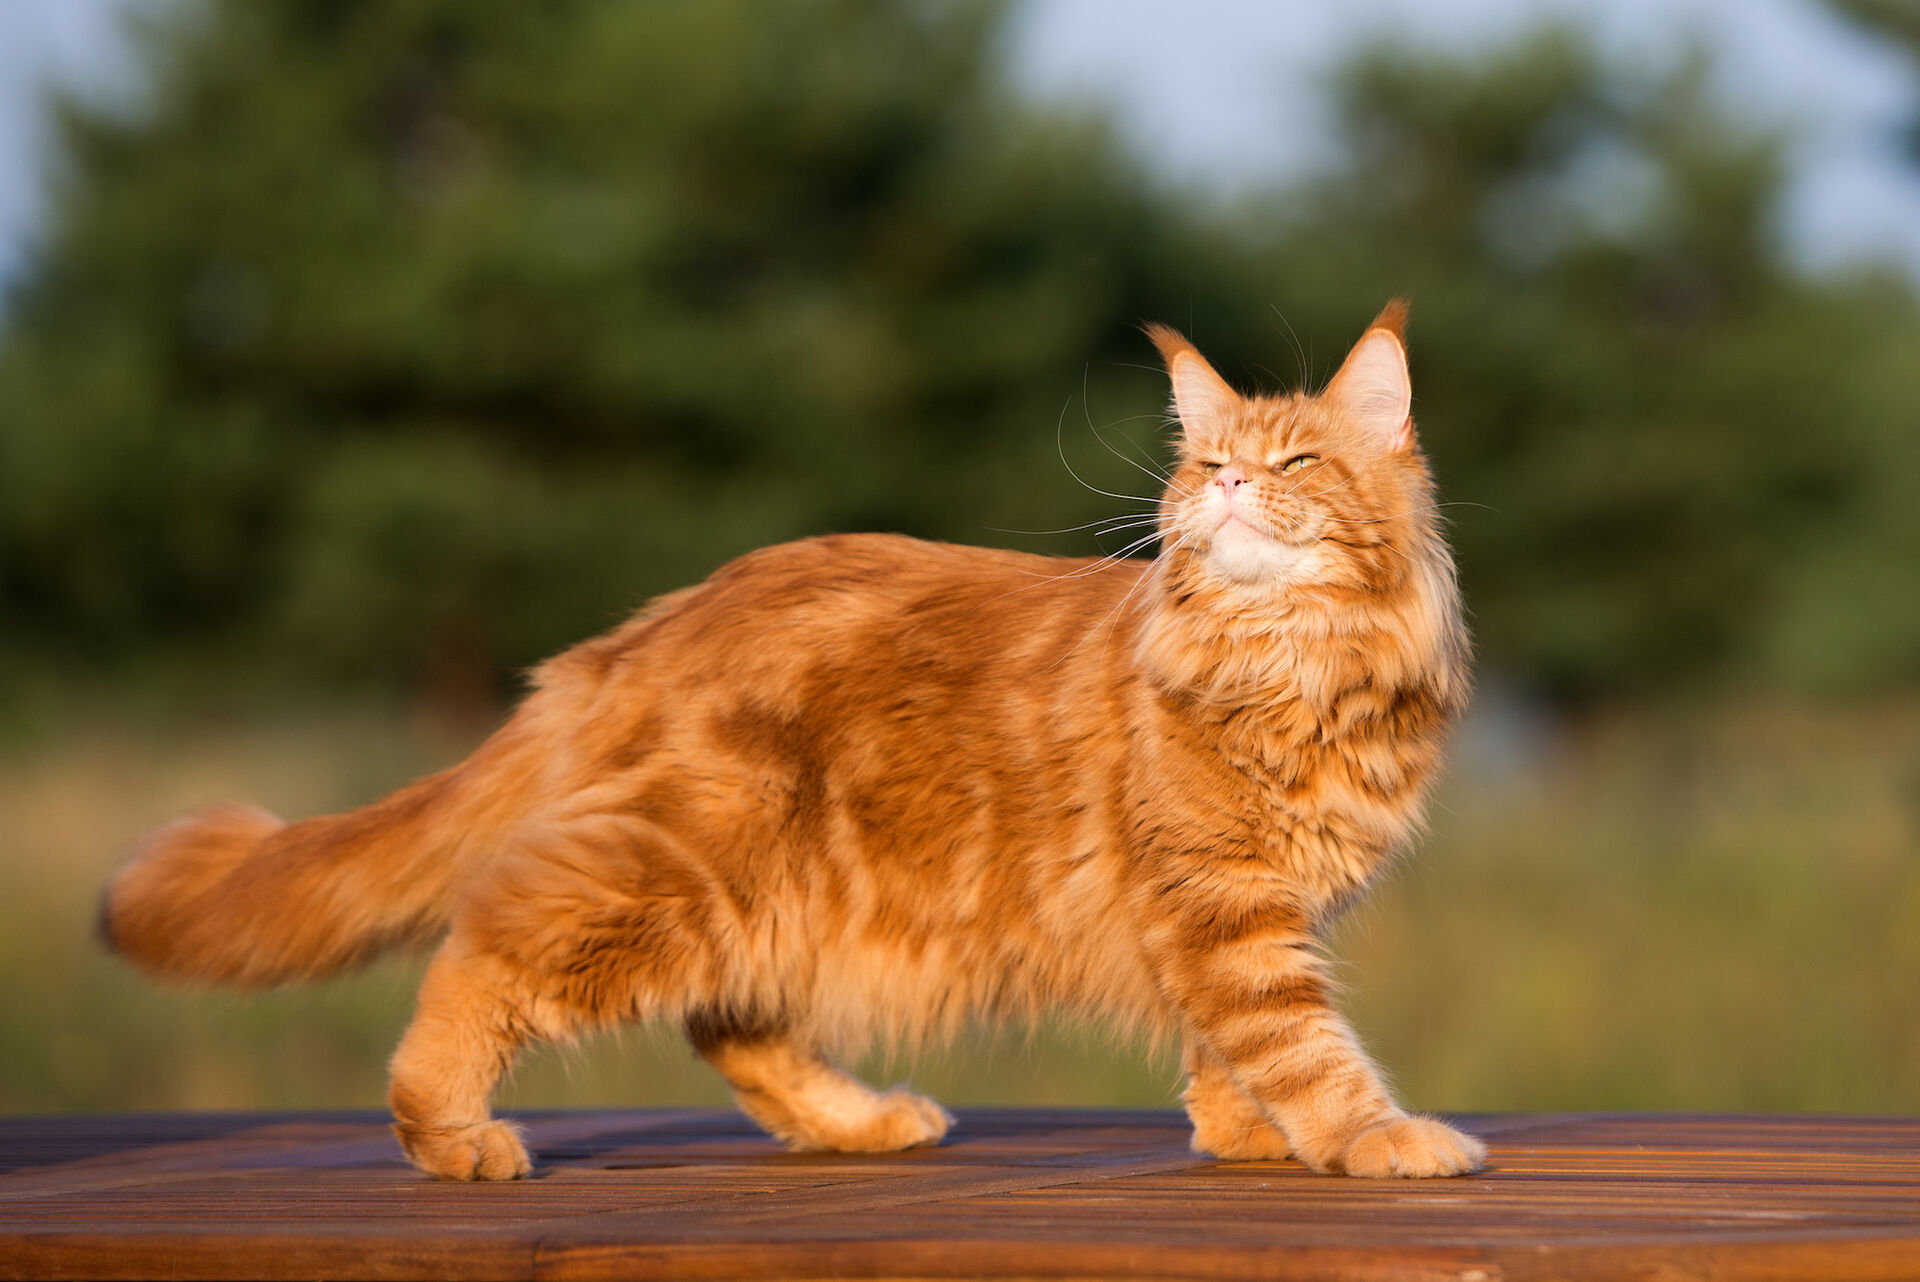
[1202,526,1325,589]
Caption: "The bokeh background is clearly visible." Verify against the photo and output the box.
[3,0,1918,1118]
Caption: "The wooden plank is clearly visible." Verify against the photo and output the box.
[0,1110,1915,1280]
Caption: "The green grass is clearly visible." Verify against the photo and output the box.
[1342,701,1920,1112]
[3,698,1915,1116]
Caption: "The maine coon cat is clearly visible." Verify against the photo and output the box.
[103,303,1484,1181]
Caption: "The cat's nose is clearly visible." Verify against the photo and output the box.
[1214,465,1248,495]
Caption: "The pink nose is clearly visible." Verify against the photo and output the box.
[1214,465,1247,495]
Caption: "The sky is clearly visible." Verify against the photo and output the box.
[2,0,1918,290]
[1006,0,1920,278]
[0,0,158,287]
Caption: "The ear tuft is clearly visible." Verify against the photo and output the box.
[1324,303,1415,452]
[1369,297,1411,342]
[1142,322,1238,448]
[1141,321,1193,370]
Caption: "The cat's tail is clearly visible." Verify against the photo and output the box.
[100,722,540,989]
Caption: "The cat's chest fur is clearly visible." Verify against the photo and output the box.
[1133,675,1446,923]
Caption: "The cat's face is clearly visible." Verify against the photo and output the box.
[1148,308,1433,598]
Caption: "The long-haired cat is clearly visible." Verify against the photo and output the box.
[102,304,1485,1181]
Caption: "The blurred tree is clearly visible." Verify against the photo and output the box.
[1831,0,1920,60]
[2,3,1916,711]
[1788,0,1920,690]
[0,0,1214,711]
[1210,30,1920,697]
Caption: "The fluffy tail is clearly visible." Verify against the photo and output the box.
[101,727,535,989]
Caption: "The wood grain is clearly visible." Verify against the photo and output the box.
[2,1110,1916,1280]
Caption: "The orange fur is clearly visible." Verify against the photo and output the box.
[102,305,1483,1180]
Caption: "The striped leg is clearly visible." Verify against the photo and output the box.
[1183,1035,1293,1160]
[1150,887,1483,1178]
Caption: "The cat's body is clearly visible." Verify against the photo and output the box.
[103,306,1486,1180]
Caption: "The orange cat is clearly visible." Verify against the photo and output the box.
[102,304,1483,1181]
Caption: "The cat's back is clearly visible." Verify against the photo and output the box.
[701,531,1125,627]
[533,532,1145,721]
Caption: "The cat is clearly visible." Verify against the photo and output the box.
[102,302,1484,1181]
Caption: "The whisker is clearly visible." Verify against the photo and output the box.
[1099,411,1178,429]
[960,528,1167,615]
[1002,526,1166,586]
[1090,423,1176,486]
[1049,528,1197,675]
[1053,396,1163,507]
[1090,539,1182,657]
[1091,521,1169,554]
[1083,367,1177,487]
[1321,533,1414,567]
[1295,473,1355,502]
[985,514,1166,538]
[1063,526,1167,569]
[1328,498,1443,522]
[1317,501,1495,526]
[1269,304,1311,387]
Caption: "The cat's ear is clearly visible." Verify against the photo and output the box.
[1144,322,1239,450]
[1324,299,1414,452]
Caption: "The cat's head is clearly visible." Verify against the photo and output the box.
[1140,303,1466,700]
[1147,301,1439,596]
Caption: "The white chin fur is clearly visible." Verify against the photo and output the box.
[1204,521,1318,586]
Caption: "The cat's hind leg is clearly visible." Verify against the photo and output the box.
[686,1017,951,1152]
[387,937,547,1180]
[1182,1034,1294,1161]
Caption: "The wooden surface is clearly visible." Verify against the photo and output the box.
[2,1109,1917,1280]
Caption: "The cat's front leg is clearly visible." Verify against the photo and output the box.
[1182,1035,1292,1160]
[1149,890,1484,1177]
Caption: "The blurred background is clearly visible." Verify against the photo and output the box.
[3,0,1917,1118]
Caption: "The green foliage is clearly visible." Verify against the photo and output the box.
[1239,30,1920,697]
[0,0,1203,707]
[2,2,1918,704]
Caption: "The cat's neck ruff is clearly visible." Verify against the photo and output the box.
[1134,547,1465,717]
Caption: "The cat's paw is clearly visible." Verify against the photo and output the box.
[394,1119,532,1181]
[1191,1122,1294,1162]
[786,1087,951,1153]
[842,1088,953,1152]
[1338,1115,1484,1178]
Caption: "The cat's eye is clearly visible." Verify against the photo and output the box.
[1281,454,1320,474]
[1199,462,1223,474]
